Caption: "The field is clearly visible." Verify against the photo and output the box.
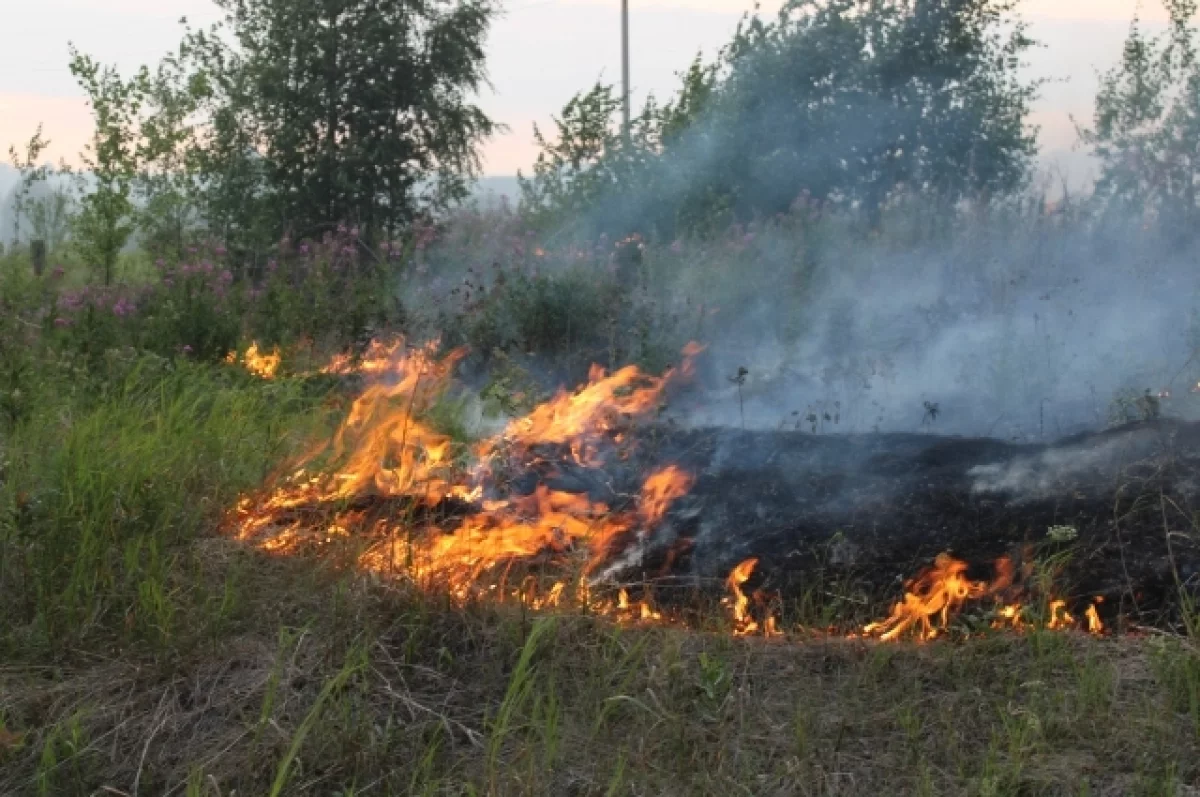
[1,197,1199,796]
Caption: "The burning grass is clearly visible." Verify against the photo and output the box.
[225,336,1142,644]
[1,336,1198,795]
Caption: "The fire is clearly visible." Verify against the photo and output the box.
[322,338,407,377]
[231,336,701,618]
[724,558,760,635]
[993,603,1026,631]
[1047,599,1075,630]
[639,465,693,524]
[861,553,1110,641]
[863,554,1004,641]
[492,362,680,467]
[228,335,1115,644]
[326,341,467,501]
[228,342,282,378]
[1086,598,1105,634]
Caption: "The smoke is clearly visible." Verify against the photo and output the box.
[444,2,1200,447]
[664,213,1200,442]
[967,425,1164,498]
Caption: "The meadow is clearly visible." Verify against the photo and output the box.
[1,193,1198,796]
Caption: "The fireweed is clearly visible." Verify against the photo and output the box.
[29,230,404,368]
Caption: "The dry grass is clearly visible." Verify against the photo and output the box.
[2,538,1198,797]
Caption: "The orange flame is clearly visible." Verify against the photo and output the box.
[1086,598,1105,635]
[498,363,667,460]
[639,465,693,524]
[863,553,1109,641]
[228,336,1114,643]
[322,339,407,377]
[228,342,282,378]
[231,337,702,616]
[724,558,761,636]
[1047,599,1075,630]
[863,554,1009,641]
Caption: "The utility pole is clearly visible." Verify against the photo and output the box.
[621,0,630,145]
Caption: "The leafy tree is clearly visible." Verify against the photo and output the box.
[69,47,150,285]
[25,177,77,254]
[710,0,1039,219]
[521,0,1039,237]
[134,42,209,261]
[185,0,498,255]
[7,126,53,247]
[517,84,662,233]
[1082,0,1200,234]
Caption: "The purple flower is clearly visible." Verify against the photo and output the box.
[215,245,227,256]
[112,297,135,317]
[51,266,65,278]
[219,270,233,284]
[300,244,310,255]
[670,240,683,254]
[182,345,193,354]
[54,317,70,327]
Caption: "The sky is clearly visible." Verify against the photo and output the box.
[0,0,1173,181]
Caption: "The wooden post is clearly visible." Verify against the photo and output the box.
[30,240,46,277]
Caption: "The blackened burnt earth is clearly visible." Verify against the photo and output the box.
[578,419,1200,630]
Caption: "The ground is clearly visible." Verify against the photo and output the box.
[2,537,1198,796]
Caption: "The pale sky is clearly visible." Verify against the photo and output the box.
[0,0,1173,179]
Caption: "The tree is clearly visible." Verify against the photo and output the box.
[69,47,149,285]
[520,0,1039,238]
[517,56,721,237]
[134,40,209,261]
[25,178,77,254]
[186,0,498,254]
[518,84,663,234]
[7,126,53,247]
[1082,0,1200,234]
[710,0,1039,220]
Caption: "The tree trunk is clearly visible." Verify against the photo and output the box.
[30,240,46,277]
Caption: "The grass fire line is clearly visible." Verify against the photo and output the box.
[228,336,1111,642]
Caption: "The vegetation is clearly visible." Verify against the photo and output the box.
[519,0,1040,237]
[2,0,1200,793]
[1083,0,1200,237]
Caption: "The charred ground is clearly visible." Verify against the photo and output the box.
[495,419,1200,631]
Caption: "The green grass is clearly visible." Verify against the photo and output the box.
[0,352,338,658]
[1,555,1197,795]
[0,334,1196,796]
[2,202,1199,794]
